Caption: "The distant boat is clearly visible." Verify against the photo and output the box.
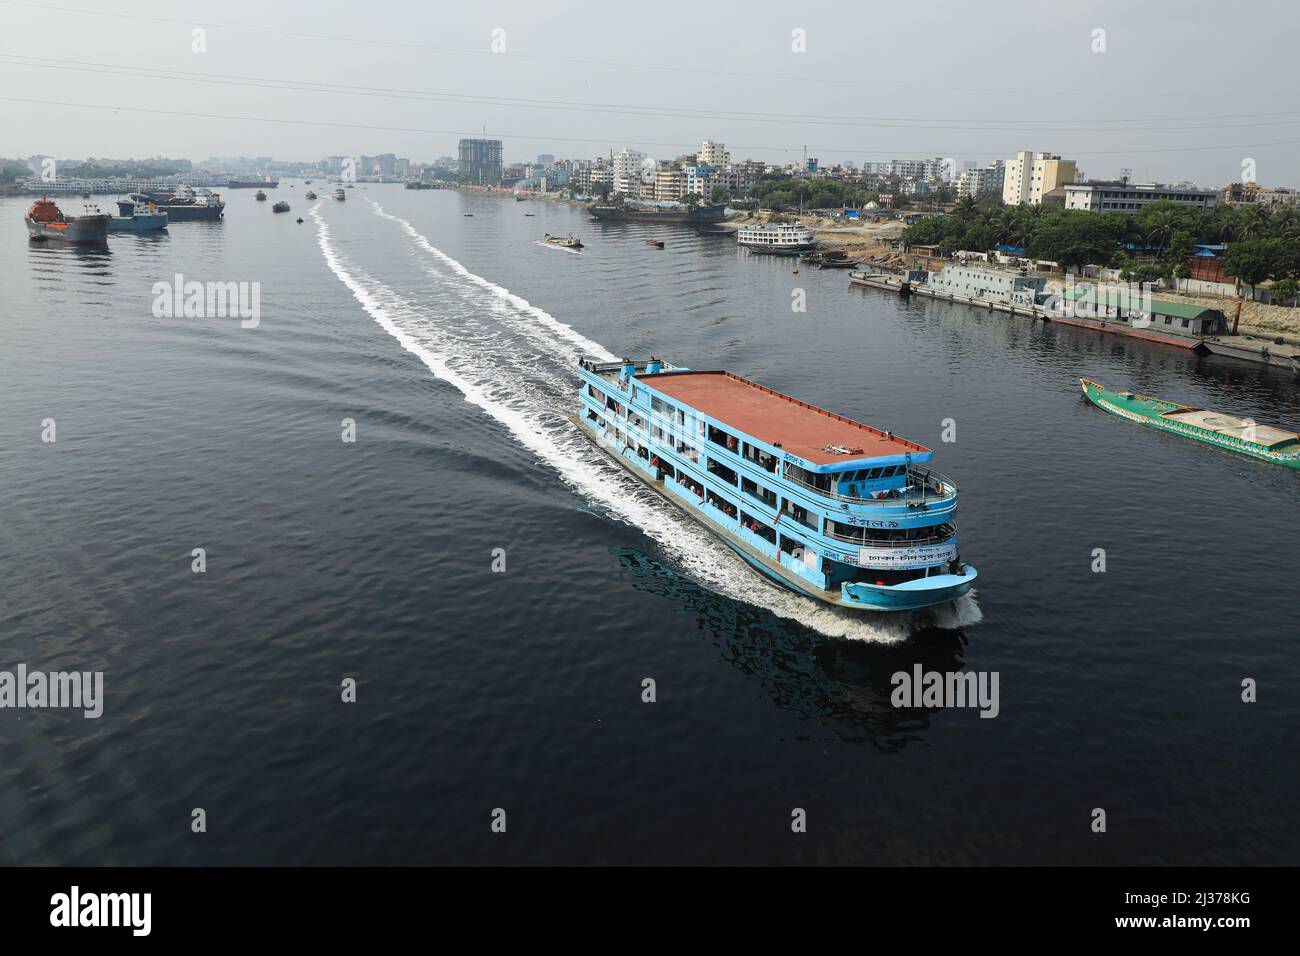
[255,190,267,201]
[1081,378,1300,469]
[296,217,304,223]
[333,188,346,201]
[545,233,583,249]
[305,191,317,200]
[587,198,726,224]
[515,196,527,202]
[463,213,474,217]
[524,213,535,217]
[645,239,665,249]
[25,196,110,244]
[305,180,312,185]
[228,177,279,189]
[123,186,225,221]
[737,222,816,254]
[272,201,290,213]
[109,199,168,232]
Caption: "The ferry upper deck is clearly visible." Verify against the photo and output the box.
[640,369,929,468]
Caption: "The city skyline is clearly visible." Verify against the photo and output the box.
[3,0,1299,187]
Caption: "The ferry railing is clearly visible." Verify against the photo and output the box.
[783,467,956,506]
[825,523,957,547]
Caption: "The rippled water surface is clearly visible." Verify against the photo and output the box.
[1,186,1297,864]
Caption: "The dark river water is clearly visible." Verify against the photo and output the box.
[1,185,1297,865]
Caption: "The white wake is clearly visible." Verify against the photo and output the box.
[306,200,980,641]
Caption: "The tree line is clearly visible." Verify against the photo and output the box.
[903,195,1300,293]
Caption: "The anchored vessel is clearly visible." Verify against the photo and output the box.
[333,188,346,201]
[575,358,978,611]
[1081,379,1300,468]
[272,201,290,213]
[122,186,224,221]
[736,222,817,254]
[24,197,110,243]
[587,197,726,224]
[108,198,167,232]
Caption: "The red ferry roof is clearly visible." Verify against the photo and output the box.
[639,370,929,466]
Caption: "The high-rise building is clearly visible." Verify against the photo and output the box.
[457,138,503,184]
[612,147,647,196]
[958,160,1005,198]
[699,140,729,167]
[1003,151,1078,205]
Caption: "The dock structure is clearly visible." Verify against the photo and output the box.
[848,269,1300,369]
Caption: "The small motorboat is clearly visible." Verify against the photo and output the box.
[645,239,665,249]
[333,189,346,201]
[272,201,290,213]
[305,190,317,200]
[296,217,304,224]
[255,190,267,201]
[464,213,474,217]
[305,180,312,185]
[524,213,535,217]
[544,233,583,249]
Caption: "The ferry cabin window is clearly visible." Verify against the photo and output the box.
[741,477,778,508]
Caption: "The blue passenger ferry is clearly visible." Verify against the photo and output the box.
[574,358,977,612]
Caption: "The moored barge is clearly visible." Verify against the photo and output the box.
[575,358,977,612]
[1081,379,1300,468]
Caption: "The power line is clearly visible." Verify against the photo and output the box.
[5,94,1300,158]
[0,0,1280,101]
[3,53,1300,134]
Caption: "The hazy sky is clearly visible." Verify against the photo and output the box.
[2,0,1298,186]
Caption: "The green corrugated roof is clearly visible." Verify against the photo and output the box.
[1061,287,1224,319]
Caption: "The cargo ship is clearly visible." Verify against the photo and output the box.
[24,196,110,244]
[108,198,167,232]
[227,178,278,189]
[574,358,977,612]
[122,186,224,221]
[1081,379,1300,469]
[587,197,727,224]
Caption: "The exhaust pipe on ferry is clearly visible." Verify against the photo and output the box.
[621,357,636,383]
[646,356,663,375]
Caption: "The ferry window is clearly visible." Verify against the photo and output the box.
[867,468,883,480]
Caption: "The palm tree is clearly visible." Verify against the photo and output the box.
[1143,208,1179,257]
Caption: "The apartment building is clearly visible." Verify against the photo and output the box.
[1003,151,1078,205]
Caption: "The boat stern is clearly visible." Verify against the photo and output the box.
[841,565,978,612]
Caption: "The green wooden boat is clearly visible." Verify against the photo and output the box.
[1081,379,1300,469]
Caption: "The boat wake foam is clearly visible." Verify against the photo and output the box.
[307,199,975,642]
